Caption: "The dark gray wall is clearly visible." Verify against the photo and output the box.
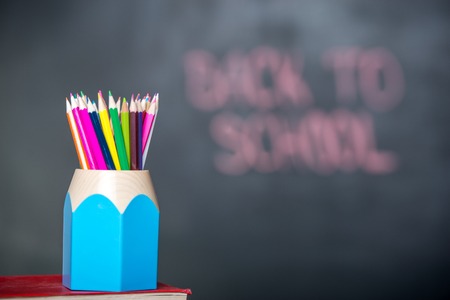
[0,1,449,299]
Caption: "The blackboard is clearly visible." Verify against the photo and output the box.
[0,1,449,299]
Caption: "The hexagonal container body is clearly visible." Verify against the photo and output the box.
[62,169,159,292]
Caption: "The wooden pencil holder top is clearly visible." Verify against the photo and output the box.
[63,169,160,292]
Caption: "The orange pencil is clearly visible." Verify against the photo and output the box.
[66,98,89,169]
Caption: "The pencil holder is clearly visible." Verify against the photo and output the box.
[62,169,159,292]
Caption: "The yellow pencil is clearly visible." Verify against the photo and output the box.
[98,91,121,170]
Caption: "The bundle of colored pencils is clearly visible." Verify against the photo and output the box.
[66,90,159,170]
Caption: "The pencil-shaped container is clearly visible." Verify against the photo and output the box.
[62,169,159,292]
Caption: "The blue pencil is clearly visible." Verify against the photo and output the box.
[87,99,116,170]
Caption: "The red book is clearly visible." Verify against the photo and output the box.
[0,275,191,299]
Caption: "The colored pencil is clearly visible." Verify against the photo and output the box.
[142,93,159,167]
[88,99,115,170]
[130,99,139,170]
[137,99,143,169]
[70,95,96,169]
[78,92,87,107]
[145,93,151,111]
[141,101,156,153]
[98,91,121,170]
[77,96,107,170]
[121,98,130,169]
[109,91,129,170]
[116,98,121,117]
[142,94,150,121]
[66,98,89,169]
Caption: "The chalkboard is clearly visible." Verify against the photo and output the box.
[0,1,449,299]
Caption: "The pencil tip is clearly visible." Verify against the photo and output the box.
[109,96,116,109]
[98,94,105,110]
[152,93,159,103]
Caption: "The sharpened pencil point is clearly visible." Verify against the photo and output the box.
[66,98,71,112]
[70,94,79,108]
[109,95,116,109]
[152,93,159,103]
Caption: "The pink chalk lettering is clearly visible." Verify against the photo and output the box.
[248,47,282,110]
[358,48,405,112]
[323,47,361,103]
[323,47,404,111]
[223,50,256,107]
[184,50,229,112]
[209,110,397,175]
[185,47,314,111]
[186,46,402,175]
[353,112,397,173]
[303,110,335,174]
[332,109,357,172]
[276,52,313,107]
[271,118,297,171]
[209,112,250,175]
[243,113,290,172]
[293,115,317,171]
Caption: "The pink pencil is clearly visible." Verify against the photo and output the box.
[141,101,156,153]
[142,93,150,121]
[70,94,94,169]
[142,93,159,167]
[77,95,107,170]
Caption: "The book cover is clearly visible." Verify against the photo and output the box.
[0,275,191,299]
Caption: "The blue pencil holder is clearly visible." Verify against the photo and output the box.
[62,169,159,292]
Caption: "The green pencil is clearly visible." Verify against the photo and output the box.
[121,98,130,169]
[108,91,129,170]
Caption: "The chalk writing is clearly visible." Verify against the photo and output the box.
[184,46,404,175]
